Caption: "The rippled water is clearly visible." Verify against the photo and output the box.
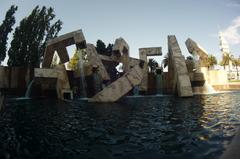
[0,92,240,159]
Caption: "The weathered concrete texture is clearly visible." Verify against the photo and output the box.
[42,30,87,68]
[139,47,162,92]
[185,38,208,68]
[112,37,129,56]
[86,44,110,80]
[189,72,205,87]
[139,47,162,62]
[185,38,208,57]
[34,65,71,100]
[168,35,193,97]
[112,38,130,72]
[89,64,144,102]
[129,57,141,68]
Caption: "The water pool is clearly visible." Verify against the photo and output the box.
[0,92,240,159]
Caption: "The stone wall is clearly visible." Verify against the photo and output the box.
[0,66,32,94]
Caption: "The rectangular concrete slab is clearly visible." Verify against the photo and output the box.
[168,35,193,97]
[139,47,162,92]
[89,64,144,102]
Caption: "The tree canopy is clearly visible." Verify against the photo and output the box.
[0,5,18,65]
[219,53,233,70]
[148,58,159,73]
[207,55,217,70]
[7,6,62,68]
[96,40,113,56]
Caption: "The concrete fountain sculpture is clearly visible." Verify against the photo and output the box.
[0,28,231,102]
[35,30,87,100]
[34,30,148,102]
[185,38,227,94]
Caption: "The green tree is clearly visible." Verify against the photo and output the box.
[232,57,240,80]
[207,55,217,70]
[148,58,158,73]
[68,49,80,70]
[96,40,106,55]
[220,53,232,71]
[8,6,62,68]
[96,40,113,56]
[0,5,18,65]
[162,53,169,68]
[106,43,113,56]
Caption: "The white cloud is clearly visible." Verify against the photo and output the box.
[222,16,240,45]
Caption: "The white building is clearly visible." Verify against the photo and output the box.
[219,31,239,80]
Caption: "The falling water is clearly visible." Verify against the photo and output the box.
[133,85,139,96]
[203,82,216,94]
[25,79,34,98]
[156,74,163,95]
[78,49,87,98]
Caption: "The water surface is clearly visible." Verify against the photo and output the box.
[0,92,240,159]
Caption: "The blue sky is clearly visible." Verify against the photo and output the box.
[1,0,240,65]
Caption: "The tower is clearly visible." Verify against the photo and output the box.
[219,31,231,56]
[219,31,233,72]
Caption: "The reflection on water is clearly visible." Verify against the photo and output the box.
[0,92,239,159]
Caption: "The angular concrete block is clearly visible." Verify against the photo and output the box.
[42,45,55,68]
[89,64,144,102]
[42,29,87,68]
[35,68,58,78]
[112,37,129,55]
[112,38,130,72]
[139,47,162,62]
[185,38,208,58]
[168,35,193,97]
[86,44,110,80]
[56,44,69,64]
[34,65,71,100]
[139,47,162,92]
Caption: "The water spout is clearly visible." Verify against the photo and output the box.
[25,79,34,98]
[156,74,163,95]
[77,49,87,98]
[133,85,139,96]
[203,82,216,94]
